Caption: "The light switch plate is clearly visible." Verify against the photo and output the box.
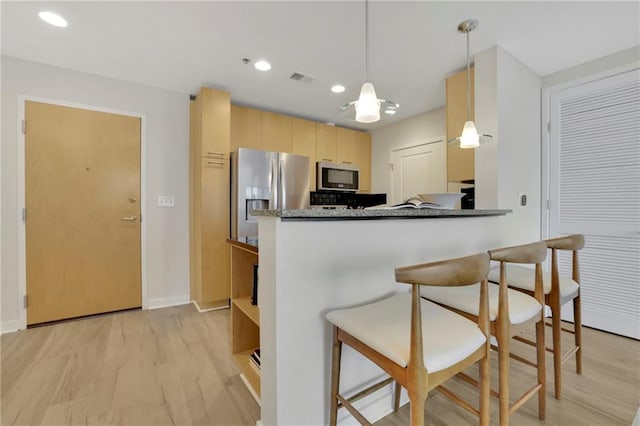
[158,195,175,207]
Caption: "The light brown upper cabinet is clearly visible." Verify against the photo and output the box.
[231,105,262,151]
[356,132,372,193]
[292,117,317,191]
[446,67,475,183]
[262,111,293,153]
[200,89,231,160]
[316,123,337,163]
[336,128,358,165]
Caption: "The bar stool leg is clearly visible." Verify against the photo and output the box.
[408,389,427,426]
[497,325,510,426]
[551,305,563,399]
[574,296,583,374]
[330,327,342,426]
[535,317,546,419]
[393,382,402,412]
[479,348,490,426]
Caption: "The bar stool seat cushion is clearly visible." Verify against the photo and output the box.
[421,282,542,325]
[487,265,579,300]
[326,293,486,373]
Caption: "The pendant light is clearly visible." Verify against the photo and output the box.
[339,0,399,123]
[450,18,492,148]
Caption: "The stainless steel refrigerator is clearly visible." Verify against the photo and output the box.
[231,148,310,239]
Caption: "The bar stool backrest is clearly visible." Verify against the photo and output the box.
[488,241,548,265]
[395,253,490,287]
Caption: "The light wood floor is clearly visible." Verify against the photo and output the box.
[1,304,259,426]
[2,304,638,425]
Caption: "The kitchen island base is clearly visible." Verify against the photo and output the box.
[257,211,512,425]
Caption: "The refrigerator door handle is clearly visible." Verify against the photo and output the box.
[277,159,285,209]
[270,155,278,209]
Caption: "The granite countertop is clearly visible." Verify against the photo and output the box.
[252,208,511,220]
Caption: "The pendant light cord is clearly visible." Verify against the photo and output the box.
[466,29,471,121]
[365,0,370,82]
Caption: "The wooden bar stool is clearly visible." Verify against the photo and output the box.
[487,234,585,399]
[326,253,491,426]
[420,242,547,426]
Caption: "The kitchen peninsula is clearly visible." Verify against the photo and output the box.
[254,208,511,425]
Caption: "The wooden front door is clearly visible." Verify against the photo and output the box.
[25,101,142,325]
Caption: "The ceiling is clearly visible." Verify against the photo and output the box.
[2,1,639,130]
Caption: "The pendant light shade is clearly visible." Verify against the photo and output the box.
[339,0,398,123]
[355,82,380,123]
[460,120,480,148]
[449,18,492,148]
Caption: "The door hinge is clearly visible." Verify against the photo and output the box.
[547,121,551,132]
[22,120,26,135]
[388,163,394,171]
[22,208,26,222]
[24,295,28,308]
[546,199,550,210]
[139,213,142,223]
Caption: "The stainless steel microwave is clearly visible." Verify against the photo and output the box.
[317,161,359,192]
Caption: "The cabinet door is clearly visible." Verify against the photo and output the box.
[292,117,317,191]
[336,128,358,165]
[200,88,231,158]
[316,123,337,163]
[231,105,262,151]
[201,158,230,305]
[446,68,475,182]
[356,131,372,193]
[262,111,292,153]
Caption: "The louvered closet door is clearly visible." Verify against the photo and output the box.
[549,69,640,338]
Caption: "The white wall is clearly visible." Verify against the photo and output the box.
[1,56,190,331]
[475,46,542,244]
[370,107,445,195]
[542,46,640,88]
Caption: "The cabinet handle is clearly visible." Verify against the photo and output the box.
[322,158,333,162]
[207,151,226,158]
[206,160,226,166]
[121,216,137,222]
[342,161,352,164]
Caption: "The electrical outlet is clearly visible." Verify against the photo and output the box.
[158,195,175,207]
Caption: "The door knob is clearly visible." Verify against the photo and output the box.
[121,216,137,222]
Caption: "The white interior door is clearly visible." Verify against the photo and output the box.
[548,68,640,338]
[391,141,446,204]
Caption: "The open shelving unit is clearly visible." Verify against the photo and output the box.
[228,239,260,400]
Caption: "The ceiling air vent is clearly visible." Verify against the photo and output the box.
[289,72,316,84]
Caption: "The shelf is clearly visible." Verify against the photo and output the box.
[232,297,260,326]
[233,349,261,398]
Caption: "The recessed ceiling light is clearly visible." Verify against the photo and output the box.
[38,11,68,28]
[254,60,271,71]
[331,85,346,94]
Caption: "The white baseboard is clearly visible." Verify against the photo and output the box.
[191,300,230,313]
[1,320,21,335]
[147,294,191,310]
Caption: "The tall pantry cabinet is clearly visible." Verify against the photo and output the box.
[190,87,231,310]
